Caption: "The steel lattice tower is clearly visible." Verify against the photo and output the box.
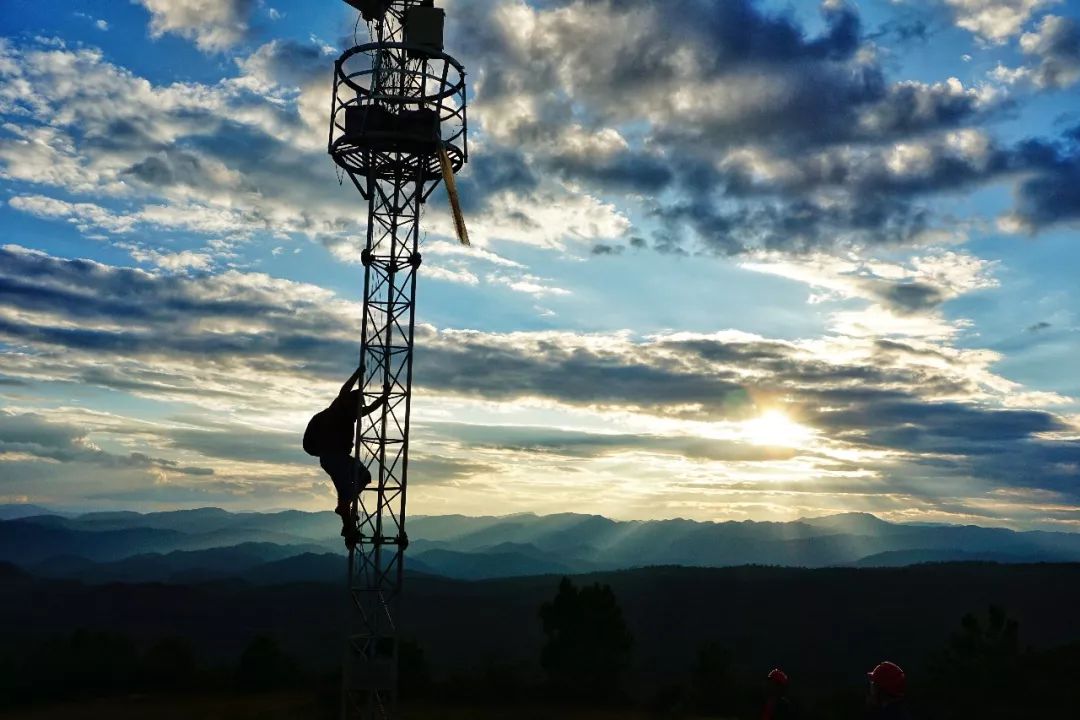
[327,2,467,718]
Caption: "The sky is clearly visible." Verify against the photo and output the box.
[0,0,1079,529]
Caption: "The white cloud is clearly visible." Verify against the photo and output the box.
[742,250,999,340]
[9,194,136,233]
[423,240,524,269]
[0,40,365,255]
[945,0,1058,43]
[425,265,481,286]
[136,0,254,52]
[457,188,630,250]
[486,272,571,297]
[127,248,214,271]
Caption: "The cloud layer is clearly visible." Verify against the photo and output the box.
[1,1,1078,527]
[0,246,1076,524]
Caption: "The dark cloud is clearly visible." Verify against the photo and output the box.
[868,17,934,45]
[1007,130,1080,231]
[407,455,500,485]
[165,426,309,465]
[414,330,751,415]
[0,411,214,476]
[454,0,989,149]
[122,148,256,195]
[236,38,327,88]
[813,400,1065,444]
[1020,15,1080,90]
[875,282,947,315]
[653,195,932,255]
[455,149,540,213]
[443,0,1068,254]
[547,149,673,193]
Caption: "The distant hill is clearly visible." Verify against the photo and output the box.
[851,548,1060,567]
[411,546,580,580]
[4,506,1080,583]
[0,503,60,520]
[29,542,329,583]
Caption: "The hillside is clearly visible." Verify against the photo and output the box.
[3,561,1080,686]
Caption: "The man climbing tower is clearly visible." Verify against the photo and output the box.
[303,367,387,540]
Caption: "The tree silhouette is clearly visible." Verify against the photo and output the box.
[538,577,633,702]
[927,605,1022,717]
[50,629,138,697]
[140,636,199,690]
[236,635,297,691]
[692,641,735,715]
[398,637,432,699]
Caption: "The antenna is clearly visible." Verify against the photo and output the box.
[328,2,468,718]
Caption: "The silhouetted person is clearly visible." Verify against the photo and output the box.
[762,668,797,719]
[866,661,910,719]
[303,368,387,537]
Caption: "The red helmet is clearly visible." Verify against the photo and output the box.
[868,661,905,697]
[767,668,789,686]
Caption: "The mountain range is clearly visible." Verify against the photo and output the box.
[3,505,1080,583]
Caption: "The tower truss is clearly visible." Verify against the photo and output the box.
[327,2,467,718]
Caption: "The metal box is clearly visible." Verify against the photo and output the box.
[404,6,444,58]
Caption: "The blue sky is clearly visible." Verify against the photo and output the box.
[1,0,1079,529]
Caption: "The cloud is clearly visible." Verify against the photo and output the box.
[1000,128,1080,232]
[2,11,1079,523]
[0,246,1077,516]
[0,410,213,476]
[434,0,1042,257]
[0,40,358,249]
[126,247,214,271]
[136,0,256,52]
[424,421,799,463]
[745,250,998,325]
[485,272,571,297]
[9,195,137,233]
[1019,14,1080,88]
[0,36,624,272]
[944,0,1056,43]
[0,9,1061,265]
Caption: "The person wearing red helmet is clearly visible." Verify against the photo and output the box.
[762,667,797,720]
[866,661,910,719]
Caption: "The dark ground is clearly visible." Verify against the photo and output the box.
[4,562,1080,718]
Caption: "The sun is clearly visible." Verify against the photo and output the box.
[740,409,815,447]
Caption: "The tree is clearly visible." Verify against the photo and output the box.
[538,577,633,702]
[235,635,298,691]
[398,637,432,700]
[927,605,1023,717]
[140,636,199,691]
[692,641,734,715]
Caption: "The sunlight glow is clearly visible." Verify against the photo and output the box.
[740,410,816,448]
